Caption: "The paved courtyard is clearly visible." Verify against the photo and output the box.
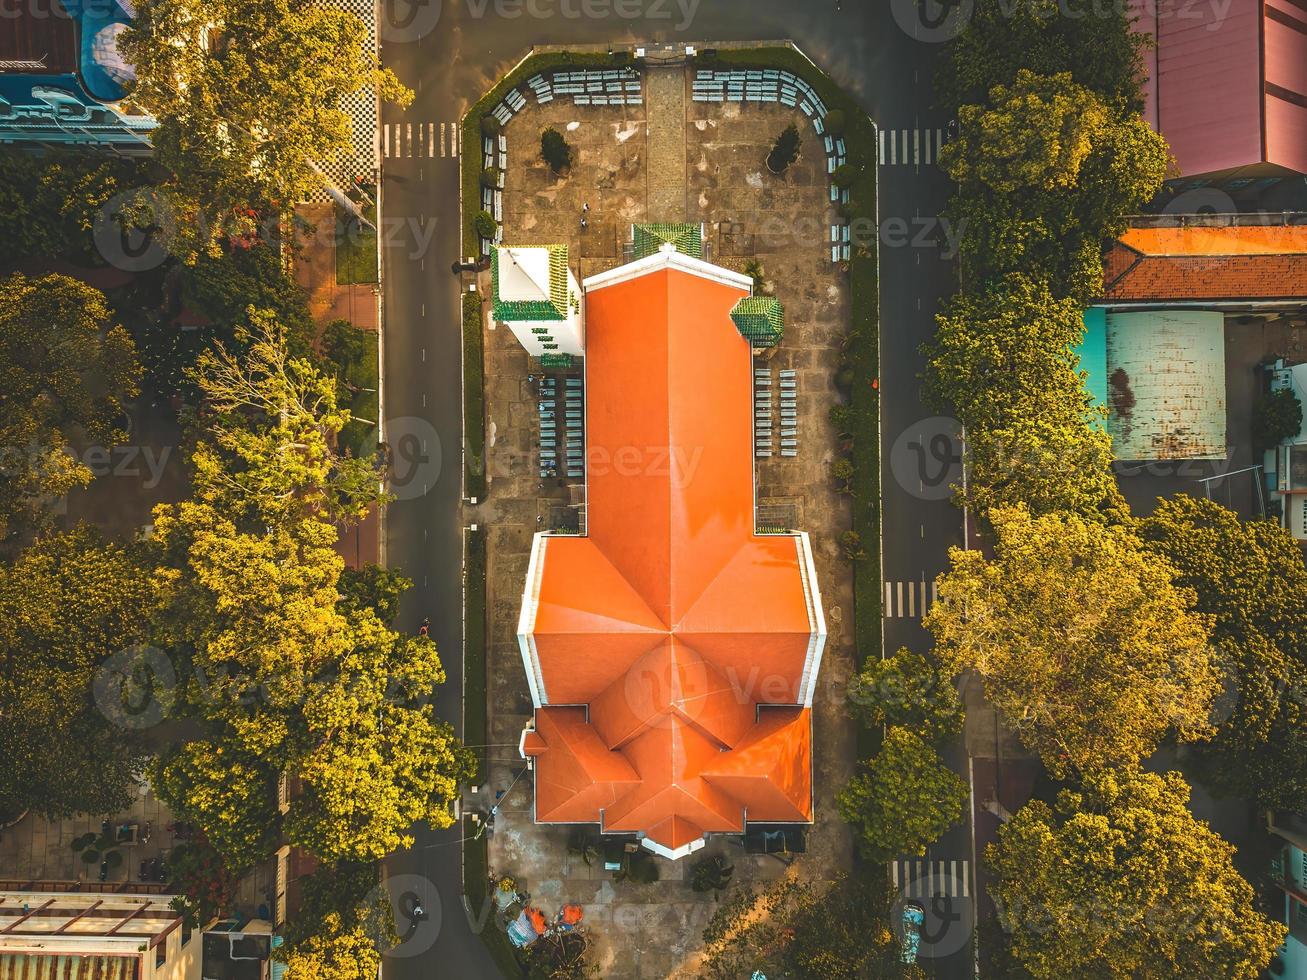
[470,63,856,978]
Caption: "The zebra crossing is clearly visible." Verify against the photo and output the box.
[878,127,947,167]
[892,859,971,899]
[884,578,938,619]
[382,121,461,160]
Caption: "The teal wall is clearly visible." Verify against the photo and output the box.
[1076,307,1108,427]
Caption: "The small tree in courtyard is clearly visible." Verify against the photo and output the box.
[1252,387,1303,452]
[474,210,497,241]
[540,127,572,174]
[766,123,801,174]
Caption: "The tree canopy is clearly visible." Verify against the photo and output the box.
[121,0,412,258]
[988,769,1285,980]
[1138,495,1307,810]
[0,527,155,820]
[0,274,141,538]
[148,317,472,869]
[276,863,396,980]
[923,274,1121,518]
[927,506,1219,777]
[700,874,908,980]
[837,726,968,862]
[847,647,963,748]
[935,0,1148,114]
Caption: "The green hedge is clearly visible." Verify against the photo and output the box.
[464,525,487,778]
[460,50,631,255]
[463,292,487,499]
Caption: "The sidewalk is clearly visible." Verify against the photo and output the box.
[294,202,380,330]
[292,201,382,569]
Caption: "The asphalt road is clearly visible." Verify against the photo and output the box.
[377,2,968,976]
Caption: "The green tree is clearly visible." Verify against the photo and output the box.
[847,647,963,748]
[187,313,383,527]
[838,727,967,862]
[943,71,1107,194]
[961,414,1122,520]
[0,274,141,538]
[153,741,281,874]
[988,769,1286,980]
[925,275,1086,433]
[278,861,397,980]
[766,123,801,174]
[936,0,1149,116]
[149,320,471,872]
[927,506,1219,777]
[1138,495,1307,810]
[121,0,412,259]
[942,73,1168,301]
[700,875,903,980]
[0,527,155,821]
[278,911,385,980]
[540,127,572,173]
[338,564,411,624]
[1252,387,1303,451]
[285,616,477,863]
[923,274,1123,517]
[0,149,150,264]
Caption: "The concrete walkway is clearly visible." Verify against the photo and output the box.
[644,67,688,223]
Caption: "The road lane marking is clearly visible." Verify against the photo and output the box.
[884,578,938,619]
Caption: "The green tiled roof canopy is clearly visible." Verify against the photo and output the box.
[540,353,575,368]
[633,223,703,260]
[730,296,784,348]
[492,245,570,321]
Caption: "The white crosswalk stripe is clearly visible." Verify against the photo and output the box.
[891,859,971,899]
[383,121,461,159]
[883,578,938,619]
[878,127,946,167]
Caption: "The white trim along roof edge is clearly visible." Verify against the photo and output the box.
[582,244,753,294]
[517,532,550,707]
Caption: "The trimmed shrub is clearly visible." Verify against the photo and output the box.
[474,210,497,241]
[540,127,572,173]
[767,123,802,174]
[480,115,501,137]
[832,163,858,189]
[824,109,847,136]
[1252,388,1303,451]
[479,167,499,189]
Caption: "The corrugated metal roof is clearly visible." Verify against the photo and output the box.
[1105,311,1226,460]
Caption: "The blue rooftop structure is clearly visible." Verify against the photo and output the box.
[0,0,154,152]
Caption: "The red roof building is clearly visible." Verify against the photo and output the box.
[516,248,826,860]
[1101,220,1307,304]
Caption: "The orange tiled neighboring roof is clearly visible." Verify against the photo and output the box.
[1102,224,1307,302]
[518,252,825,858]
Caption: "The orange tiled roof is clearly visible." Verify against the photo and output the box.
[1102,224,1307,302]
[517,253,825,859]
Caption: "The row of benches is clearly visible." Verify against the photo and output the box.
[526,70,643,107]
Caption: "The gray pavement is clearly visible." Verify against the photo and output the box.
[378,2,971,976]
